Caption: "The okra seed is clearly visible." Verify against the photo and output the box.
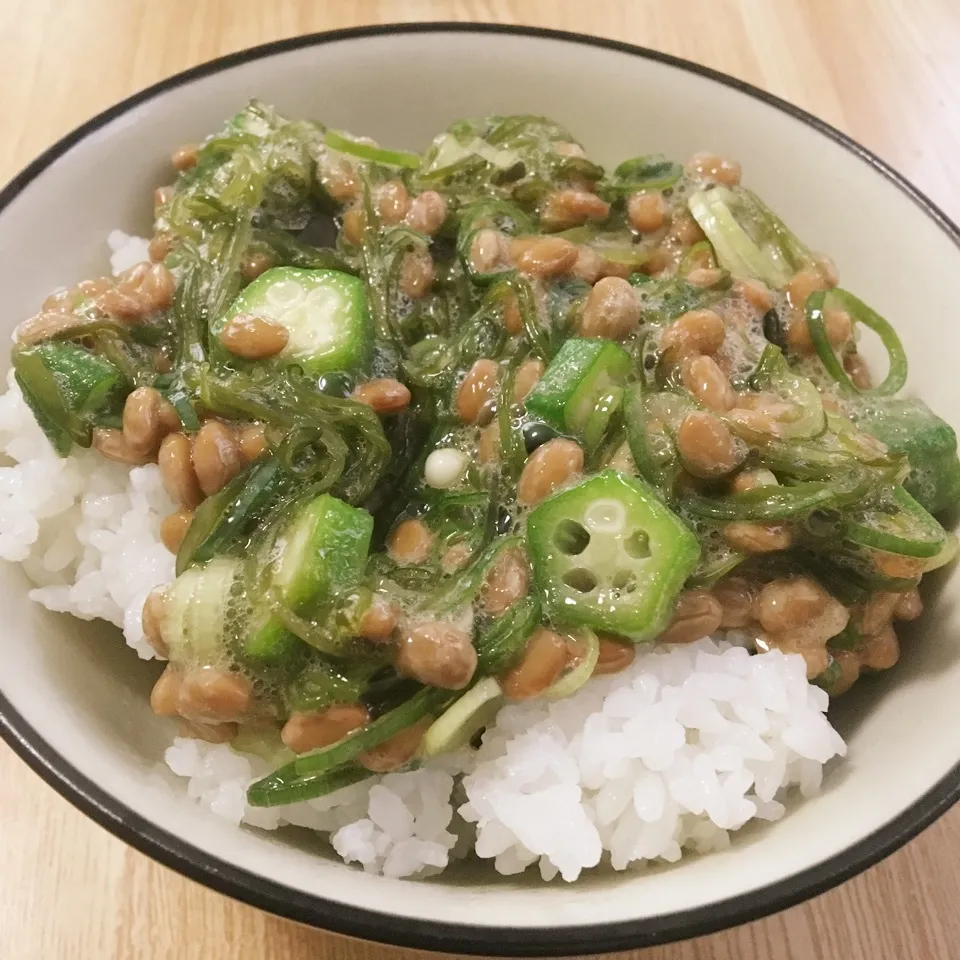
[612,570,637,592]
[562,567,598,593]
[265,279,305,309]
[623,528,651,559]
[553,519,590,555]
[424,448,469,489]
[521,421,558,453]
[582,498,627,535]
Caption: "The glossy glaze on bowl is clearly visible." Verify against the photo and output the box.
[0,24,958,956]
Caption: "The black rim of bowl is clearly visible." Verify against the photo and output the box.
[1,22,958,957]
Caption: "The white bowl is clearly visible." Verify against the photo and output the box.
[1,24,959,956]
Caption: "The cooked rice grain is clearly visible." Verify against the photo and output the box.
[165,639,844,881]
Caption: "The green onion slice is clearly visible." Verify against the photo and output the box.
[325,129,421,169]
[805,289,907,397]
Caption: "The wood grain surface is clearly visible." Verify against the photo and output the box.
[2,1,959,958]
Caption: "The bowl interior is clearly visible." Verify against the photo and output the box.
[1,25,959,953]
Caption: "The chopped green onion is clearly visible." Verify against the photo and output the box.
[608,155,683,192]
[925,531,959,572]
[247,686,451,806]
[247,762,372,808]
[543,629,599,699]
[678,240,717,276]
[324,129,421,169]
[421,678,503,756]
[682,471,874,521]
[687,187,794,288]
[843,486,946,559]
[491,274,550,359]
[828,624,863,652]
[687,542,746,587]
[420,133,520,181]
[813,656,844,692]
[458,199,535,240]
[161,558,242,665]
[498,364,526,478]
[624,385,689,499]
[422,536,523,614]
[475,592,541,675]
[731,345,825,441]
[176,458,287,575]
[805,290,907,396]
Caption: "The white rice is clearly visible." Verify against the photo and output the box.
[107,230,152,275]
[0,374,175,658]
[163,638,843,881]
[0,230,847,881]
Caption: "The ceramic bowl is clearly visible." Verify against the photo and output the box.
[1,23,958,957]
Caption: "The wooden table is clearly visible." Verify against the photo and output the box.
[2,1,959,957]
